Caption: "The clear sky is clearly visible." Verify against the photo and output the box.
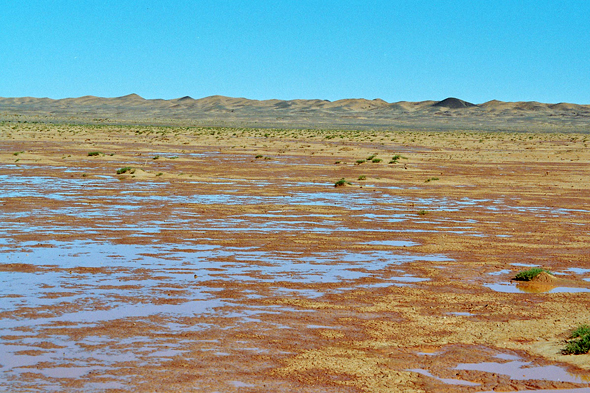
[1,1,589,104]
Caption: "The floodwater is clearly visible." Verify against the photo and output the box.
[1,160,589,391]
[0,169,460,389]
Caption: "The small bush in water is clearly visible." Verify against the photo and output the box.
[513,268,552,281]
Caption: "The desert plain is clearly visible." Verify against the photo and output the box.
[1,96,590,392]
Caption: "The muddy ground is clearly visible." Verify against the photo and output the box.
[1,123,589,392]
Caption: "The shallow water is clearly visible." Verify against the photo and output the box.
[485,282,590,294]
[455,360,588,383]
[407,368,480,386]
[2,162,588,391]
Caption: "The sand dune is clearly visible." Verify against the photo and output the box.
[1,94,589,131]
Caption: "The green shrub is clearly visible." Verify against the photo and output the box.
[116,167,134,175]
[563,325,590,354]
[417,210,428,215]
[425,177,439,183]
[88,151,102,156]
[372,158,382,163]
[356,159,366,165]
[389,154,407,164]
[358,175,366,180]
[514,268,552,281]
[334,178,351,187]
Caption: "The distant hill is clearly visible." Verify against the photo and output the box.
[1,94,589,132]
[432,97,476,109]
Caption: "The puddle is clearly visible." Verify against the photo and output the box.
[416,349,441,356]
[488,269,511,276]
[494,353,521,361]
[366,240,419,247]
[0,241,451,287]
[413,348,590,390]
[407,368,480,386]
[480,389,590,393]
[1,299,224,329]
[0,238,448,382]
[567,268,590,275]
[21,366,99,379]
[84,381,128,390]
[485,282,590,294]
[230,380,256,388]
[455,360,588,383]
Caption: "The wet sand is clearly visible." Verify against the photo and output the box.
[1,123,590,392]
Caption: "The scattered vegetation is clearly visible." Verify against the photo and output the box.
[358,175,366,180]
[13,151,24,156]
[255,154,263,159]
[366,155,376,161]
[563,325,590,355]
[425,177,439,183]
[334,178,351,187]
[389,154,407,164]
[153,155,160,160]
[356,159,366,165]
[513,268,553,281]
[371,158,382,163]
[116,167,135,175]
[88,151,102,156]
[417,210,428,215]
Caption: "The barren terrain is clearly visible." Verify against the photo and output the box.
[1,94,590,132]
[1,101,590,392]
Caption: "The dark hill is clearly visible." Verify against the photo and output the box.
[433,97,476,109]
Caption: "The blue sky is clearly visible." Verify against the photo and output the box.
[1,1,589,103]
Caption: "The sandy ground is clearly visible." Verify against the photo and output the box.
[1,122,590,392]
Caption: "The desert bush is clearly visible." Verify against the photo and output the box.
[116,167,134,175]
[563,325,590,354]
[513,268,552,281]
[334,178,351,187]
